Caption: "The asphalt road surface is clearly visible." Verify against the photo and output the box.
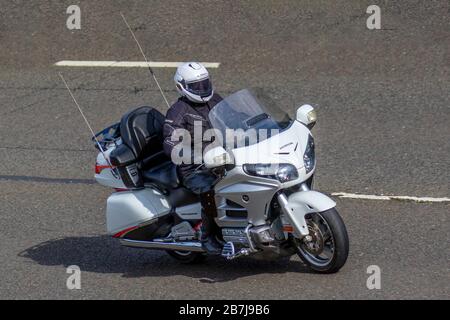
[0,1,449,299]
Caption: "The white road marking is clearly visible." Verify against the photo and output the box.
[54,60,220,68]
[331,192,450,203]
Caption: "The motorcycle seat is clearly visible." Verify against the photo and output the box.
[142,161,180,190]
[119,106,166,166]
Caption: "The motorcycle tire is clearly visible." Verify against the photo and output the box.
[295,208,349,274]
[166,250,207,264]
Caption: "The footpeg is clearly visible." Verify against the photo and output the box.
[221,242,250,260]
[221,242,235,258]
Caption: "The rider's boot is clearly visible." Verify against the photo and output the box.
[200,191,222,255]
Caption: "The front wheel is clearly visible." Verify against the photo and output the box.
[293,208,349,273]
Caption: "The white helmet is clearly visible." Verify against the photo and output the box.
[174,62,214,103]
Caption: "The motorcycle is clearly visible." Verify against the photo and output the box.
[93,88,349,273]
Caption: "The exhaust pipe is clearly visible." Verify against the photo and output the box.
[119,239,205,252]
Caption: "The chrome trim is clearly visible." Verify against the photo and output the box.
[119,239,205,252]
[300,183,310,192]
[245,224,258,252]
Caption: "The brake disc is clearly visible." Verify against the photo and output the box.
[302,222,324,255]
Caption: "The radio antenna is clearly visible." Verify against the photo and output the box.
[58,73,118,177]
[120,12,171,109]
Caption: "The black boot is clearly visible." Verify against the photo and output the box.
[200,235,222,255]
[200,211,222,255]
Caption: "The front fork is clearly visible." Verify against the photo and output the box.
[277,191,310,237]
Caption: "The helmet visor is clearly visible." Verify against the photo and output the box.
[185,78,212,97]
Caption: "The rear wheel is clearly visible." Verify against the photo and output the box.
[166,250,207,264]
[293,208,349,273]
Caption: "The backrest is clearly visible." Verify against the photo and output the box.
[119,106,166,165]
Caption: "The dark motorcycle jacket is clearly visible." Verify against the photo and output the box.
[163,93,223,179]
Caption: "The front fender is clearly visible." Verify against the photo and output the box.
[279,191,336,237]
[288,191,336,213]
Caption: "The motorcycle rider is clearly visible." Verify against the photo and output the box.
[163,62,223,255]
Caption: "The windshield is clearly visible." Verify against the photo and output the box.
[209,88,292,148]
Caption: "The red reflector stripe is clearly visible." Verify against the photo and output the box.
[283,225,294,232]
[112,226,138,238]
[95,164,113,174]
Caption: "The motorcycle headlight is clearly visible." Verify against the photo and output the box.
[243,163,298,183]
[303,134,315,174]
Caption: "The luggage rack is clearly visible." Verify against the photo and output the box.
[92,122,120,150]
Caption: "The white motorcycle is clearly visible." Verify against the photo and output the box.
[94,88,349,273]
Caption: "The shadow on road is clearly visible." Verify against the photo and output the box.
[18,236,313,283]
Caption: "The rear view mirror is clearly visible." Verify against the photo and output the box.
[204,147,233,169]
[296,104,317,128]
